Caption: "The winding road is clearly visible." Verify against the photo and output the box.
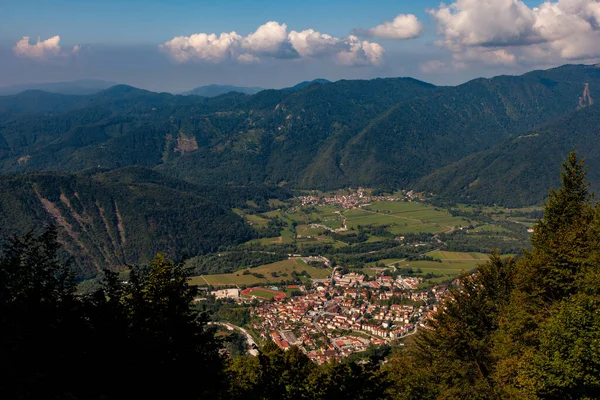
[209,321,259,356]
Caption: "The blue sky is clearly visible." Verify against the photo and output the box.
[1,0,599,92]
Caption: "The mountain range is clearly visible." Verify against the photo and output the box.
[181,84,265,97]
[0,79,118,96]
[2,64,600,271]
[1,65,598,193]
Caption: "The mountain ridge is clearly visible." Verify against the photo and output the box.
[1,64,599,201]
[415,101,600,207]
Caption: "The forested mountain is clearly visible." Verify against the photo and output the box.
[416,102,600,207]
[0,167,289,278]
[181,84,265,97]
[0,64,599,199]
[282,78,330,91]
[0,79,117,96]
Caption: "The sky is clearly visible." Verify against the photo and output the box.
[1,0,600,92]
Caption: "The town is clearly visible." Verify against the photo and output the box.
[211,268,451,364]
[297,189,418,209]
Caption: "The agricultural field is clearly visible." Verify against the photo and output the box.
[189,258,331,287]
[428,251,490,261]
[225,193,533,285]
[363,251,491,284]
[242,199,475,248]
[243,214,270,226]
[358,201,470,234]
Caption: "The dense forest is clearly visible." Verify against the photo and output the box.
[1,65,599,199]
[2,153,599,399]
[0,167,290,278]
[417,101,600,206]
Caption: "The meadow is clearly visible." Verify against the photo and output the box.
[189,258,331,287]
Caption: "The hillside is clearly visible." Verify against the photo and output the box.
[0,79,118,96]
[0,168,289,278]
[181,84,265,97]
[0,64,599,192]
[416,102,600,207]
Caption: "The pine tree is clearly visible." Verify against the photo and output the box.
[520,151,595,301]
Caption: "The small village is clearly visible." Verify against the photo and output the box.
[215,269,450,364]
[297,189,418,209]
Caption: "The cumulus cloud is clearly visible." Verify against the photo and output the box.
[356,14,424,39]
[160,21,384,66]
[429,0,600,66]
[13,36,81,61]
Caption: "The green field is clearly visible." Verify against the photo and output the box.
[388,251,492,283]
[189,258,331,287]
[245,199,473,245]
[244,214,270,226]
[428,251,490,261]
[242,289,283,300]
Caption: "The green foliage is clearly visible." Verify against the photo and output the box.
[0,168,285,278]
[417,101,600,207]
[186,251,287,275]
[2,65,600,193]
[386,152,600,399]
[4,150,600,399]
[226,343,388,400]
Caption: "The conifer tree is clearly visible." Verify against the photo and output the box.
[520,151,596,301]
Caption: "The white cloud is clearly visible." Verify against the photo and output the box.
[13,36,81,61]
[13,36,62,60]
[243,21,290,56]
[429,0,600,66]
[336,36,385,66]
[288,29,340,58]
[160,21,385,66]
[358,14,424,39]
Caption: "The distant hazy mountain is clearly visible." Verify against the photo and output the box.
[283,79,331,91]
[0,79,118,96]
[181,84,265,97]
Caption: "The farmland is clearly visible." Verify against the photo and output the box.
[364,251,491,284]
[191,190,533,287]
[244,199,475,250]
[189,258,331,288]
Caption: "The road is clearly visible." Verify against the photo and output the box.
[209,321,259,356]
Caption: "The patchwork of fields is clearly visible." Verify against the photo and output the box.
[194,196,532,288]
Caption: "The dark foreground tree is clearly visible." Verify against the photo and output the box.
[0,229,224,399]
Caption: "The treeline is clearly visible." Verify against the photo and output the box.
[439,231,530,254]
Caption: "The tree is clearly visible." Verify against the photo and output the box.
[0,226,95,398]
[519,151,596,301]
[386,254,516,399]
[114,254,226,398]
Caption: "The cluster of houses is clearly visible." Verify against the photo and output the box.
[249,270,449,364]
[297,190,401,209]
